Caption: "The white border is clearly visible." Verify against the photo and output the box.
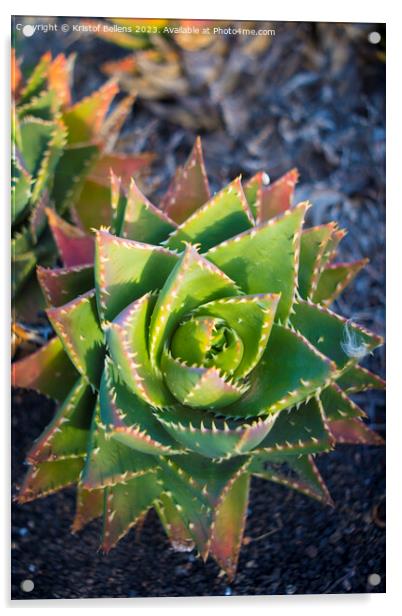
[1,0,400,613]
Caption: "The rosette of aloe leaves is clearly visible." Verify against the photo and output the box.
[13,138,384,579]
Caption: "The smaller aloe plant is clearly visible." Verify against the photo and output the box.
[13,138,384,579]
[11,50,152,321]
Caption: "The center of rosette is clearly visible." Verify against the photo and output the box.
[170,316,244,374]
[160,314,248,410]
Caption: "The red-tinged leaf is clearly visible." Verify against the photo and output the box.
[62,79,119,144]
[102,55,137,76]
[18,457,84,503]
[209,472,250,580]
[72,486,104,532]
[46,208,94,267]
[88,152,154,187]
[160,136,211,224]
[99,94,135,145]
[38,264,94,307]
[11,48,22,98]
[312,259,368,305]
[328,418,384,445]
[12,336,79,402]
[47,53,72,107]
[247,169,299,224]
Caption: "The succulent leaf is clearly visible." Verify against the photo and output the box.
[290,300,383,369]
[312,259,368,305]
[27,377,95,463]
[209,471,250,580]
[160,136,210,223]
[250,453,333,505]
[95,230,179,322]
[47,290,105,387]
[12,336,78,401]
[166,176,253,252]
[206,202,309,322]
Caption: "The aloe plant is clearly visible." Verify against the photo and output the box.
[11,50,152,321]
[13,138,384,579]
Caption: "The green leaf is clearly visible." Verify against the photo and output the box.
[38,264,94,307]
[28,377,95,463]
[298,224,335,298]
[47,290,105,387]
[160,136,211,224]
[99,360,183,455]
[312,259,368,305]
[19,117,54,176]
[166,177,253,252]
[81,406,157,490]
[18,51,51,103]
[206,202,309,322]
[18,457,84,503]
[94,230,179,322]
[216,324,335,418]
[74,179,114,231]
[320,383,366,420]
[106,292,172,408]
[336,365,385,393]
[154,492,195,552]
[148,245,240,366]
[116,178,177,243]
[157,458,211,558]
[209,472,250,580]
[170,315,221,366]
[11,156,32,224]
[193,293,280,378]
[62,80,118,144]
[51,144,99,212]
[250,453,333,505]
[161,352,246,410]
[102,472,162,552]
[254,397,334,455]
[290,300,384,369]
[154,405,277,458]
[12,336,79,401]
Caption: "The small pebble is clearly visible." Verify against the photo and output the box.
[285,584,297,595]
[306,545,318,558]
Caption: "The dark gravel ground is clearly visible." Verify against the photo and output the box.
[12,19,385,599]
[12,391,385,599]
